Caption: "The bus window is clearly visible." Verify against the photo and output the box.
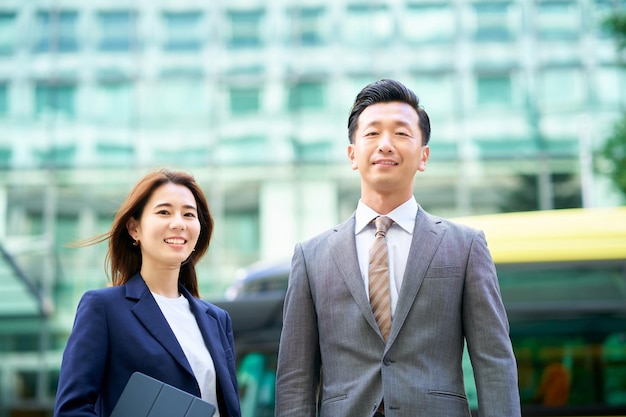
[237,352,276,417]
[499,260,626,414]
[603,332,626,405]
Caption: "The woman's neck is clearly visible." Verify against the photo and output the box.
[140,266,181,298]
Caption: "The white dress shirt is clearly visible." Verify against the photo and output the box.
[152,292,220,417]
[354,197,417,316]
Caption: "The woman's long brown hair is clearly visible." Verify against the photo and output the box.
[77,169,213,297]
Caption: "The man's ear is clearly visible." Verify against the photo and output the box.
[347,144,358,170]
[418,146,430,172]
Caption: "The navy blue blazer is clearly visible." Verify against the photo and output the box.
[54,273,240,417]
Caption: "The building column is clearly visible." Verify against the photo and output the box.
[260,179,338,261]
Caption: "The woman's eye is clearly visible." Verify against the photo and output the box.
[157,210,170,215]
[184,212,196,218]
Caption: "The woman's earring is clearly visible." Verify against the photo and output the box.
[133,239,139,247]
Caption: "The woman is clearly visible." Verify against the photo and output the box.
[54,169,240,417]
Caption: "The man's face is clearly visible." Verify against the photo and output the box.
[347,101,429,198]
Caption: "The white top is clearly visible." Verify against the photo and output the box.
[354,197,417,316]
[152,292,220,417]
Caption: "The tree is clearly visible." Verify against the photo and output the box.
[604,12,626,51]
[498,173,582,213]
[601,115,626,195]
[600,12,626,198]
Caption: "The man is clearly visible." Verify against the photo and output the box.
[275,79,520,417]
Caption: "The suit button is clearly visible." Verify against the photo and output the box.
[383,356,392,366]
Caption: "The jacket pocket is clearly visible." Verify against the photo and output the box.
[321,393,347,405]
[427,390,468,403]
[424,266,462,279]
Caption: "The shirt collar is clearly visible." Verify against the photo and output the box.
[355,197,417,235]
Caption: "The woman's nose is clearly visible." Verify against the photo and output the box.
[170,214,186,229]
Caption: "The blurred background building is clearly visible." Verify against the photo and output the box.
[0,0,625,415]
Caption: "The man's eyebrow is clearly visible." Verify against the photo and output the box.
[363,120,413,128]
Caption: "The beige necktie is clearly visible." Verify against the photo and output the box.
[369,216,394,341]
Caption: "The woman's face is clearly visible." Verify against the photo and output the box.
[127,182,201,272]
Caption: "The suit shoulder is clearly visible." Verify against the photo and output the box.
[420,209,482,238]
[299,216,352,247]
[80,285,124,302]
[444,218,481,235]
[197,297,232,321]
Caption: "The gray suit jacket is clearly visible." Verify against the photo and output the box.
[275,206,521,417]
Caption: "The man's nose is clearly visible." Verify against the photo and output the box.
[378,133,393,152]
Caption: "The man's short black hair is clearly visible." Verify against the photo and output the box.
[347,79,431,145]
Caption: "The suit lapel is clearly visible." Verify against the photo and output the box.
[126,275,195,377]
[328,215,382,335]
[186,294,227,378]
[387,207,445,345]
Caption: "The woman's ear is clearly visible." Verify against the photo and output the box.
[126,217,138,240]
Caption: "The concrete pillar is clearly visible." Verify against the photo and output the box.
[260,179,337,260]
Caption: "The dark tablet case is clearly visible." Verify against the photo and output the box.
[110,372,216,417]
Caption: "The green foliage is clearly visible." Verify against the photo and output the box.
[600,11,626,198]
[602,114,626,195]
[498,174,582,213]
[603,12,626,51]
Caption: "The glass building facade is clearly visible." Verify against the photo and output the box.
[0,0,625,415]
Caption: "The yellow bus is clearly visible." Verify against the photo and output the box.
[214,207,626,417]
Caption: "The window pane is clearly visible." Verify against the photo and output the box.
[96,142,134,167]
[287,7,326,46]
[34,11,79,53]
[539,68,585,110]
[413,73,455,114]
[287,81,325,111]
[0,83,8,116]
[475,137,537,160]
[217,136,268,164]
[293,140,332,163]
[223,211,260,255]
[97,11,137,51]
[476,73,513,106]
[35,145,76,168]
[229,86,261,115]
[344,5,393,46]
[56,214,79,253]
[237,353,276,416]
[162,11,203,51]
[499,261,626,312]
[537,1,581,40]
[153,147,210,167]
[500,261,626,409]
[34,83,76,119]
[93,80,135,124]
[0,12,17,54]
[227,10,264,48]
[473,2,516,41]
[0,147,11,168]
[594,66,626,107]
[141,78,207,123]
[402,4,455,44]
